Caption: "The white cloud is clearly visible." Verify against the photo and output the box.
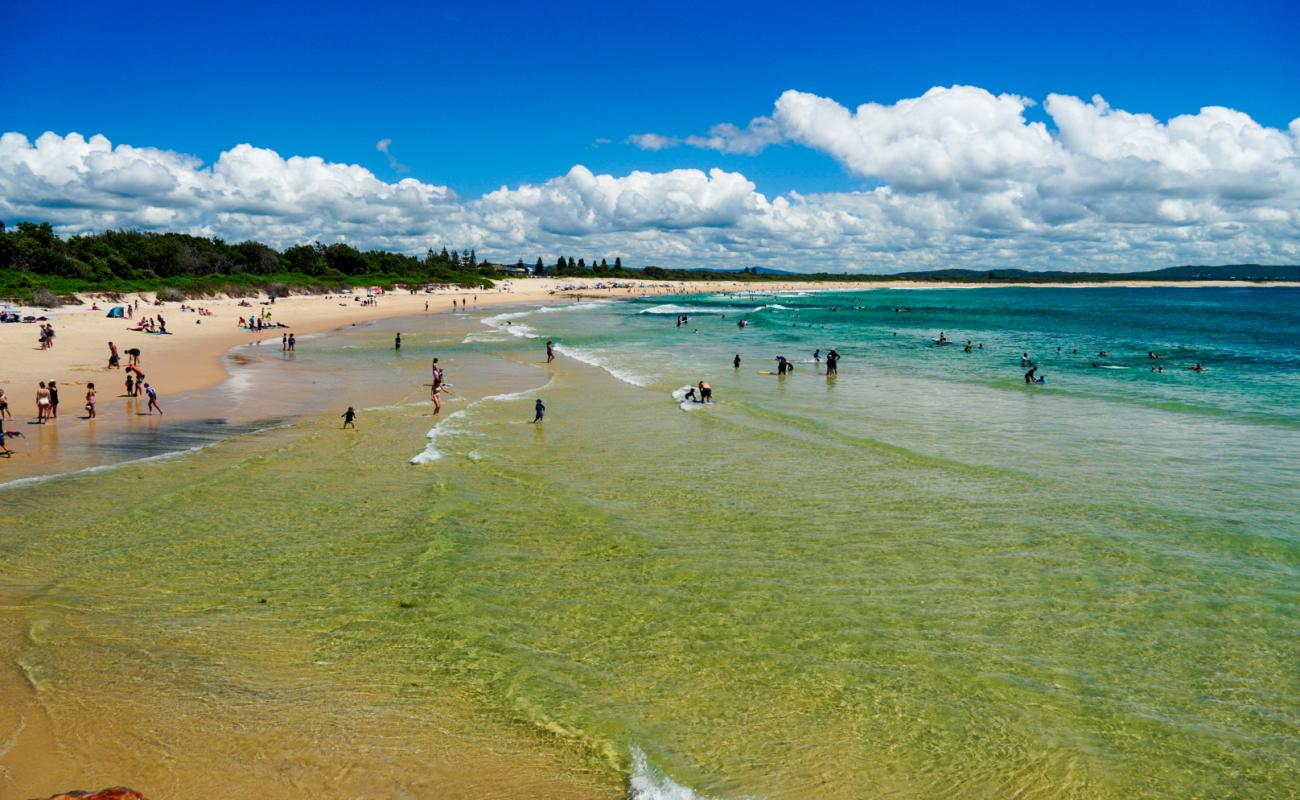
[3,81,1299,275]
[626,133,680,151]
[376,138,408,174]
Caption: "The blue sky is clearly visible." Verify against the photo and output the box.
[9,0,1298,196]
[3,0,1299,271]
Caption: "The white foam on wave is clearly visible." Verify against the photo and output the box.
[0,444,216,491]
[409,409,469,464]
[553,344,649,387]
[461,332,509,344]
[751,304,791,311]
[482,311,539,339]
[409,379,553,464]
[533,299,613,313]
[0,419,293,491]
[640,304,699,315]
[670,385,707,411]
[483,378,554,404]
[629,746,729,800]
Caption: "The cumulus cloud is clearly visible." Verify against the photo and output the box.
[3,82,1299,274]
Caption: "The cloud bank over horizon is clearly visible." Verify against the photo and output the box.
[2,85,1298,273]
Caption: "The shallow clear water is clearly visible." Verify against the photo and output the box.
[3,288,1297,799]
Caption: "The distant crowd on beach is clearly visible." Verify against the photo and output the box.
[3,285,1214,463]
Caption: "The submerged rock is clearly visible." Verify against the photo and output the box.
[33,789,147,800]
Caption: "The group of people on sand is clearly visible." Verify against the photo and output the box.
[1,337,169,458]
[37,322,56,349]
[129,314,167,333]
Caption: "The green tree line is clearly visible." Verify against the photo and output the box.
[0,222,498,303]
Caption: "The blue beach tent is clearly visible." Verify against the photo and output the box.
[106,306,125,318]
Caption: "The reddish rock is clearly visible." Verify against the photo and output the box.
[33,789,147,800]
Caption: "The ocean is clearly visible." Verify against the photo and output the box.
[2,287,1297,799]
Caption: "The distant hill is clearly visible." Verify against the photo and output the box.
[889,264,1300,282]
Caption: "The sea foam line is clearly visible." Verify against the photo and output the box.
[481,310,539,339]
[629,746,734,800]
[0,420,292,491]
[553,344,649,387]
[409,379,553,464]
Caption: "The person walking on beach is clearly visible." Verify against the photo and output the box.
[85,383,96,419]
[35,382,51,423]
[282,333,288,351]
[125,372,135,397]
[424,300,429,312]
[0,387,10,420]
[108,341,120,368]
[546,340,555,363]
[532,398,545,423]
[144,383,162,415]
[342,407,357,429]
[47,381,59,419]
[826,348,840,375]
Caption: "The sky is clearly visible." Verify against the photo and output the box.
[2,0,1299,272]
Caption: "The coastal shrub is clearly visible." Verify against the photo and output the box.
[31,288,61,307]
[156,286,186,302]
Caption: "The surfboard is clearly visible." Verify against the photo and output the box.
[755,370,775,374]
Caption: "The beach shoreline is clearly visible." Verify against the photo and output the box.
[4,278,1296,423]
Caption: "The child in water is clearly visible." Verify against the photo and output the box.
[533,399,545,423]
[342,407,357,428]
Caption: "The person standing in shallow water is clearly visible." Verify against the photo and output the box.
[826,349,840,375]
[532,398,545,423]
[85,383,96,419]
[546,341,555,363]
[734,354,741,369]
[394,332,402,351]
[144,383,162,415]
[35,382,51,423]
[341,406,357,428]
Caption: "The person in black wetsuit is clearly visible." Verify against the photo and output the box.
[733,354,741,369]
[533,398,545,423]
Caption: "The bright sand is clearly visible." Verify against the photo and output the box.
[2,284,1298,799]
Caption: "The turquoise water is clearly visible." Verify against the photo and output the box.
[4,287,1298,799]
